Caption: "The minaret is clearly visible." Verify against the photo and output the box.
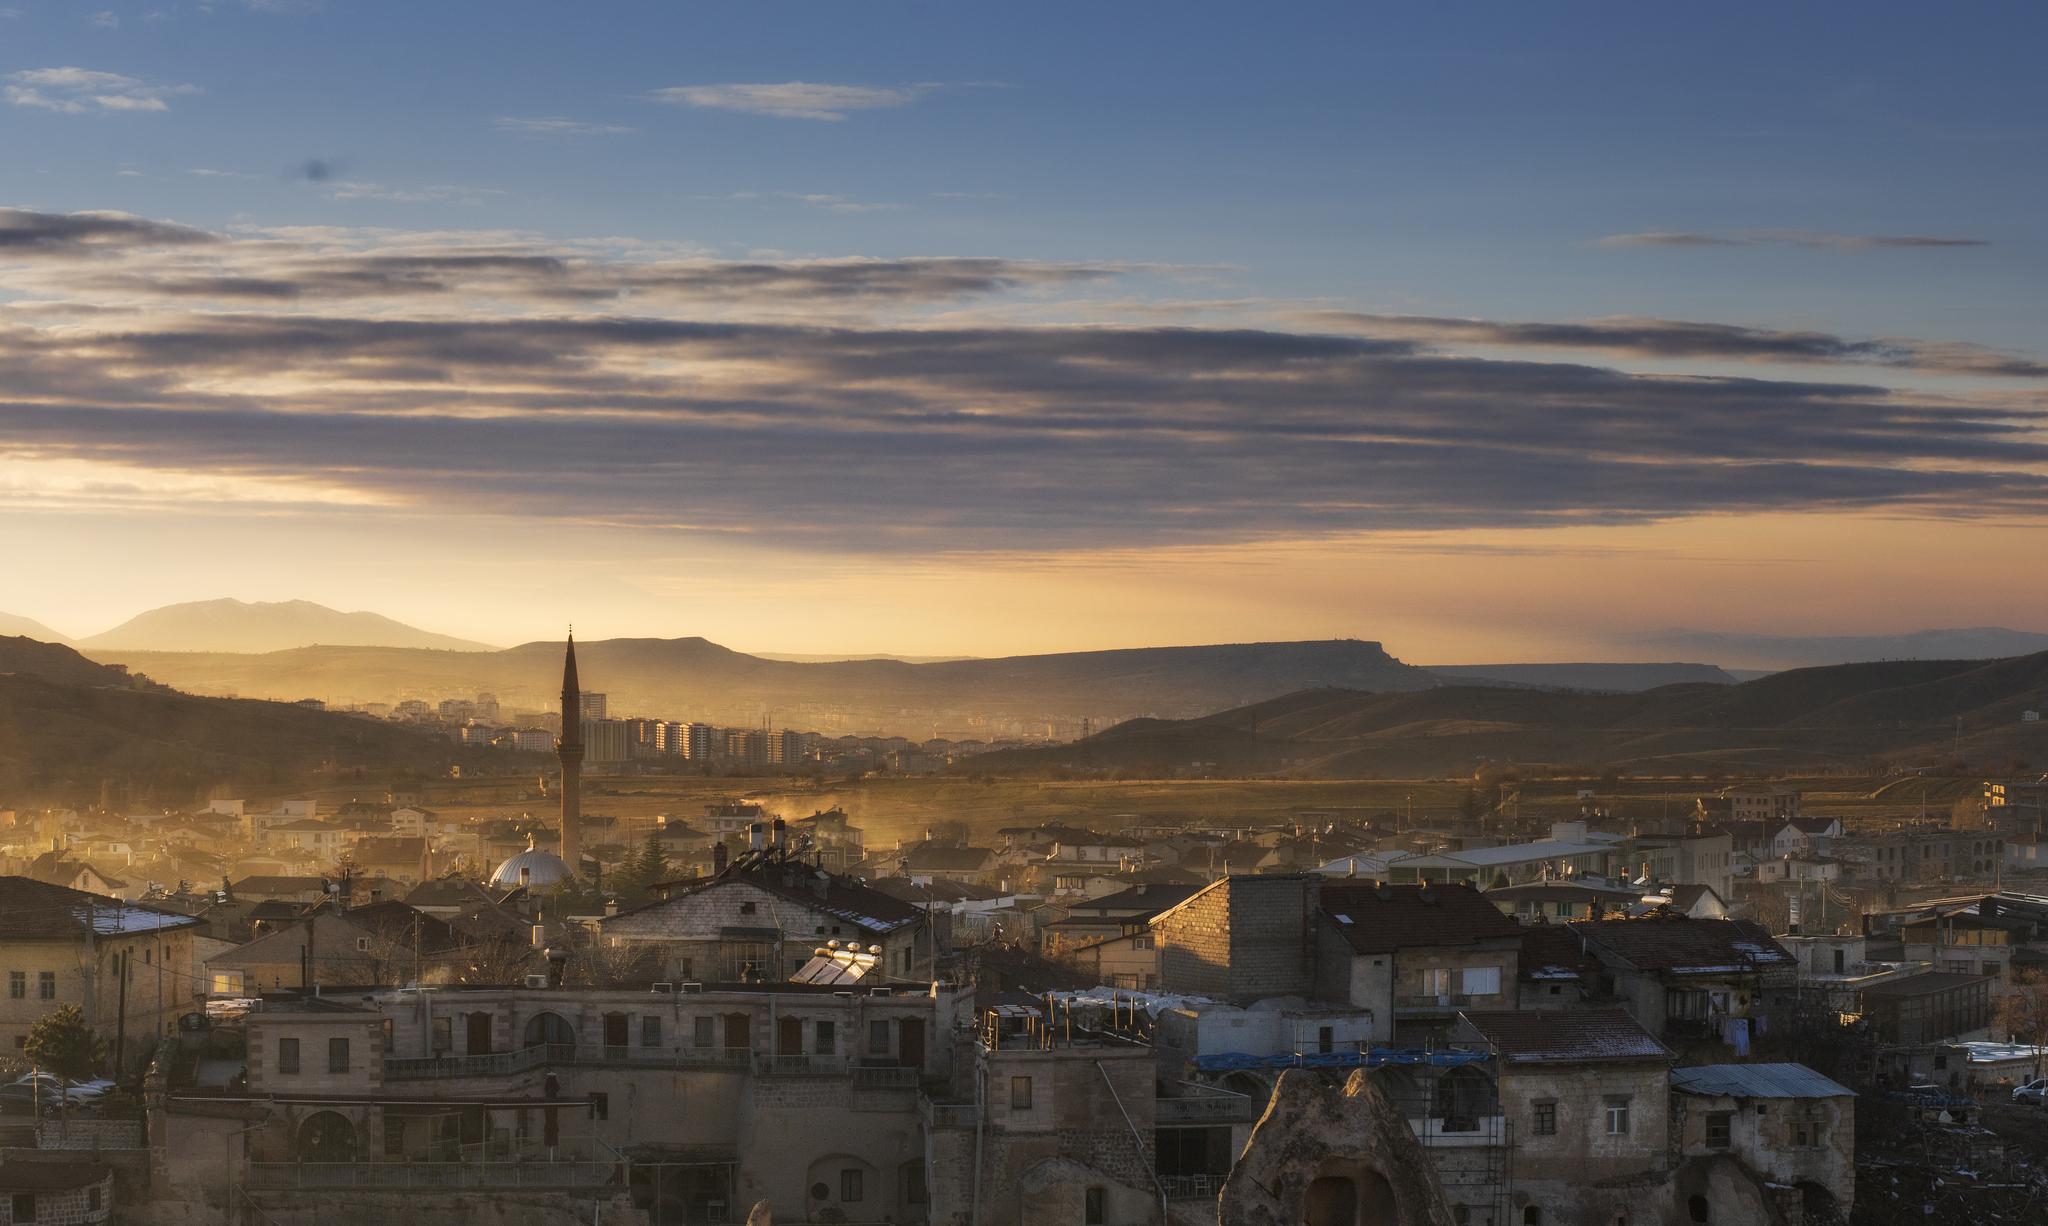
[558,633,584,881]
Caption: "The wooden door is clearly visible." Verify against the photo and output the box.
[898,1017,925,1069]
[723,1012,751,1051]
[777,1015,803,1056]
[467,1012,493,1055]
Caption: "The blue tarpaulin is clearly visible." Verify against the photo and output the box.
[1191,1048,1490,1072]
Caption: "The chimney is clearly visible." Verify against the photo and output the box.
[714,843,730,874]
[605,898,618,917]
[773,818,786,849]
[532,924,546,949]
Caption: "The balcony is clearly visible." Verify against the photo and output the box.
[917,1098,978,1129]
[244,1161,615,1190]
[851,1066,920,1089]
[1159,1175,1222,1201]
[1405,1114,1508,1146]
[1399,994,1473,1010]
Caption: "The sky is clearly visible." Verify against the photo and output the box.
[1,1,2045,662]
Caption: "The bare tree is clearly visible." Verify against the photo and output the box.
[1995,967,2048,1084]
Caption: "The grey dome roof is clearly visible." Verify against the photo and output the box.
[490,836,574,888]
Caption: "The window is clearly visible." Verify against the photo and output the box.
[1934,1052,1948,1070]
[328,1037,350,1073]
[905,1164,928,1205]
[642,1016,662,1047]
[1010,1076,1034,1110]
[740,902,757,915]
[277,1037,300,1074]
[1461,966,1501,996]
[13,1193,34,1222]
[1706,1112,1731,1149]
[38,971,55,1000]
[694,1017,715,1049]
[1531,1101,1556,1135]
[1983,962,2002,977]
[381,1019,393,1053]
[869,1020,891,1054]
[1084,1187,1106,1225]
[839,1169,863,1202]
[432,1016,452,1052]
[7,972,21,999]
[356,937,370,952]
[1131,934,1155,950]
[815,1020,836,1055]
[1318,1026,1334,1054]
[384,1115,406,1158]
[1454,1208,1471,1226]
[590,1091,608,1120]
[1555,901,1575,918]
[1687,1194,1708,1223]
[1422,968,1451,995]
[1523,1210,1541,1225]
[1605,1098,1630,1134]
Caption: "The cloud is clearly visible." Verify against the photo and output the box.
[188,168,258,179]
[88,10,118,27]
[0,207,218,254]
[318,182,507,205]
[1291,312,2048,378]
[1594,229,1989,252]
[494,116,634,137]
[0,210,2042,550]
[5,67,199,113]
[779,193,906,213]
[649,81,927,121]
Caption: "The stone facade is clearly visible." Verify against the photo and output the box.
[1154,877,1322,1004]
[1219,1067,1456,1226]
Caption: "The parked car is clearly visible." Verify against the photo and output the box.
[2013,1077,2048,1106]
[0,1084,60,1116]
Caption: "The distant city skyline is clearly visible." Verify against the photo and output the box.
[2,2,2044,661]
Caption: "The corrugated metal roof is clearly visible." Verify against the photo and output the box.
[1671,1063,1855,1099]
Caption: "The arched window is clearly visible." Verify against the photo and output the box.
[1687,1193,1709,1223]
[1437,1065,1492,1132]
[524,1012,576,1048]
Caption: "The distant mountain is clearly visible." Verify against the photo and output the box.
[79,637,1439,721]
[1424,663,1740,691]
[0,612,70,642]
[980,651,2048,777]
[1617,627,2048,673]
[77,600,498,654]
[750,652,984,664]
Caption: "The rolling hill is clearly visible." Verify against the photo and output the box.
[977,653,2048,777]
[79,636,1440,720]
[77,599,498,654]
[1616,627,2048,672]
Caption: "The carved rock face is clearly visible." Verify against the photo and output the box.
[1219,1068,1458,1226]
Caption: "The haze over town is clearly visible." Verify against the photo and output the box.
[4,4,2048,1226]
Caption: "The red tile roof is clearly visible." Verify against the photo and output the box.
[1459,1008,1672,1062]
[1320,882,1524,954]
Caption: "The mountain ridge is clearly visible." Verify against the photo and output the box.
[77,599,499,654]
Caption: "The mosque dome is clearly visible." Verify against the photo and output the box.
[490,834,574,889]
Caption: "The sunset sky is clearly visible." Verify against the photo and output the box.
[2,2,2044,662]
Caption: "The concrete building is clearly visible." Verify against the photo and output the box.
[1314,882,1524,1042]
[1569,916,1798,1042]
[1857,972,1993,1045]
[0,877,200,1073]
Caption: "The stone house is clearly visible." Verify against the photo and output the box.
[0,876,200,1073]
[1670,1063,1856,1219]
[1152,875,1326,1005]
[1452,1009,1676,1226]
[1040,883,1203,953]
[0,1161,113,1226]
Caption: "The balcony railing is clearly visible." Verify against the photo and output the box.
[757,1054,848,1076]
[1400,995,1473,1009]
[385,1045,755,1080]
[244,1161,616,1190]
[1159,1175,1222,1201]
[851,1066,920,1089]
[917,1098,978,1129]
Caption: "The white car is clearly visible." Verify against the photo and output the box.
[2013,1077,2048,1106]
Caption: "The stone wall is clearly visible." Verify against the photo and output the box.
[1155,878,1320,1004]
[0,1173,111,1226]
[235,1191,644,1226]
[36,1122,142,1151]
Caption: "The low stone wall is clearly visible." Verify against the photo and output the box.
[241,1190,646,1226]
[38,1121,145,1150]
[1,1149,151,1210]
